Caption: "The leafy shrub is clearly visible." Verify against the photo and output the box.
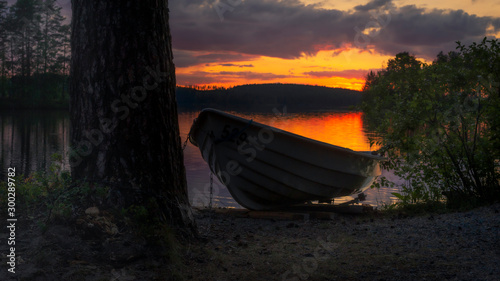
[363,38,500,209]
[0,153,109,220]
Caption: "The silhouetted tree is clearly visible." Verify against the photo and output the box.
[38,0,68,75]
[0,0,8,97]
[0,0,69,103]
[9,0,39,80]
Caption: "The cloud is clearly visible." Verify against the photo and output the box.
[218,71,289,80]
[170,0,499,61]
[219,63,254,67]
[176,72,220,85]
[172,49,258,67]
[373,7,500,59]
[354,0,394,12]
[176,70,290,85]
[21,0,498,72]
[170,0,353,59]
[304,69,377,79]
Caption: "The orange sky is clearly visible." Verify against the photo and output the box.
[175,48,392,91]
[172,0,500,91]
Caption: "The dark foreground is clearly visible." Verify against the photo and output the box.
[1,204,499,281]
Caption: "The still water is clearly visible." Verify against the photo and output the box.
[0,109,399,208]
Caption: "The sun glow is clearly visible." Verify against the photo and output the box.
[175,48,392,91]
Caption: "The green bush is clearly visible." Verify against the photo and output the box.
[363,38,500,209]
[0,153,109,220]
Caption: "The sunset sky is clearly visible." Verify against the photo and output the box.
[9,0,499,91]
[169,0,500,90]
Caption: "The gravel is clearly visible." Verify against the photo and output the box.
[1,203,498,281]
[189,204,500,281]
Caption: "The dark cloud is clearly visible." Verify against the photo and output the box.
[304,69,378,79]
[354,0,394,12]
[217,71,289,80]
[170,0,354,59]
[176,70,289,85]
[170,0,499,61]
[172,49,258,67]
[10,0,497,68]
[176,72,220,85]
[219,63,254,67]
[372,7,497,59]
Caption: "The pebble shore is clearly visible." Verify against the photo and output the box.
[189,204,500,280]
[1,203,498,280]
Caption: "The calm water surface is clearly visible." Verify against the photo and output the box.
[0,109,400,208]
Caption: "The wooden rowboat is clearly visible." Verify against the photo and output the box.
[188,108,384,210]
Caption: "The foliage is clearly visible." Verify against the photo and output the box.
[380,200,449,215]
[362,38,500,209]
[0,153,109,221]
[0,0,70,104]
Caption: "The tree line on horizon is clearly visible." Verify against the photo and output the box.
[177,83,362,111]
[0,0,70,107]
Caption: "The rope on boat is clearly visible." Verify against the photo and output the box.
[209,172,214,209]
[182,132,214,209]
[182,134,190,150]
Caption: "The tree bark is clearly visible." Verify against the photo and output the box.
[70,0,195,235]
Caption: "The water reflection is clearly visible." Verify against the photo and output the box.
[0,110,71,177]
[1,109,399,208]
[231,111,379,151]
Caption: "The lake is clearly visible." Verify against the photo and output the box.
[0,109,400,208]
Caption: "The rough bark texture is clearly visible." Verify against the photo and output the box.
[70,0,195,234]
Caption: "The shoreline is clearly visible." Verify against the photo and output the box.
[1,203,498,280]
[190,204,500,280]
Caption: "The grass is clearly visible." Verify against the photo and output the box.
[379,200,451,216]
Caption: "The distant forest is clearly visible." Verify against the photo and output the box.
[177,83,362,112]
[0,0,70,108]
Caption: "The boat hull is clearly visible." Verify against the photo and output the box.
[189,109,384,210]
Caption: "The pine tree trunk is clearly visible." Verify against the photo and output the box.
[70,0,196,235]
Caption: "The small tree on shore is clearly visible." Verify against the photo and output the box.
[362,39,500,208]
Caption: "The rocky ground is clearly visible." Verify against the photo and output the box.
[1,204,499,281]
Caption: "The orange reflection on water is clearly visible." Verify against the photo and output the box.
[236,111,379,152]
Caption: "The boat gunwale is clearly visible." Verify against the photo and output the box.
[195,108,385,161]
